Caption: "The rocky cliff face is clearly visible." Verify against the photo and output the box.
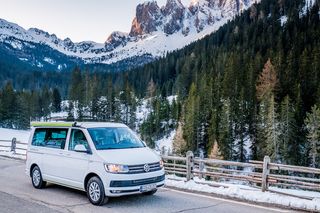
[130,1,163,36]
[129,0,252,36]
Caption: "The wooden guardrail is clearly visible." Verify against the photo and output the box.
[250,159,320,192]
[1,138,320,199]
[0,138,27,157]
[162,152,320,197]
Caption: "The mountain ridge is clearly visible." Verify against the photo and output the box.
[0,0,257,71]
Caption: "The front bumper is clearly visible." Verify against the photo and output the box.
[103,169,165,197]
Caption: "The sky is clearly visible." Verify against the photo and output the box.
[0,0,191,43]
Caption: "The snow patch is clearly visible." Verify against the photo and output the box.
[36,61,43,68]
[6,40,23,49]
[155,130,176,154]
[43,57,55,65]
[0,128,30,144]
[279,15,288,26]
[19,58,28,62]
[166,175,320,211]
[300,0,316,17]
[136,98,152,127]
[57,64,67,70]
[167,95,177,105]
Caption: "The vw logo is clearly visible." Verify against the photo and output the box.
[143,164,150,172]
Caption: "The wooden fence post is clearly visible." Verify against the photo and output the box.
[186,151,194,181]
[199,150,205,179]
[11,138,16,154]
[262,156,270,192]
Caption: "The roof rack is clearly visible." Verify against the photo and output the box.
[30,122,78,127]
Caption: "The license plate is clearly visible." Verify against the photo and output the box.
[140,183,156,192]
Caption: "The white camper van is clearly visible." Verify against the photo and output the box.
[26,122,165,205]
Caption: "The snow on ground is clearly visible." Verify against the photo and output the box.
[165,175,320,211]
[279,15,288,26]
[0,151,26,160]
[300,0,317,17]
[136,98,152,128]
[0,128,30,143]
[167,95,177,105]
[50,111,68,119]
[155,130,176,154]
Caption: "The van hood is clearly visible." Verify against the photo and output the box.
[96,147,161,165]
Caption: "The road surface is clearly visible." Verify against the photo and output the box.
[0,156,296,213]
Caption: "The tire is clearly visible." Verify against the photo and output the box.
[86,176,107,206]
[143,189,157,196]
[31,166,46,189]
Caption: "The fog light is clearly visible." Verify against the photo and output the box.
[111,190,121,193]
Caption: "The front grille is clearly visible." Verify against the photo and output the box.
[110,174,165,187]
[127,162,162,174]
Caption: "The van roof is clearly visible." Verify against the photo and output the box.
[31,122,127,129]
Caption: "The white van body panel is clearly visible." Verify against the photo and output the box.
[96,147,160,165]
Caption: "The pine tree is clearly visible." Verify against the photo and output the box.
[256,59,278,101]
[30,90,42,121]
[256,59,280,161]
[113,94,122,123]
[89,74,100,120]
[69,67,85,120]
[67,101,75,121]
[278,96,297,164]
[106,76,115,120]
[265,95,280,161]
[218,99,233,160]
[146,79,156,98]
[183,83,200,152]
[305,105,320,168]
[41,86,51,121]
[15,94,30,129]
[0,82,17,128]
[52,88,61,112]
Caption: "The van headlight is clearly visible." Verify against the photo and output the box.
[159,160,164,169]
[104,163,129,173]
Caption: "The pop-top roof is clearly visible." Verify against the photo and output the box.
[31,122,127,128]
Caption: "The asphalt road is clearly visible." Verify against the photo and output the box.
[0,157,295,213]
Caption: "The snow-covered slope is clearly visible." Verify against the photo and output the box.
[0,0,257,70]
[0,128,30,142]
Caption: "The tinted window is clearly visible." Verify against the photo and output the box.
[69,129,90,151]
[88,127,145,150]
[32,128,68,149]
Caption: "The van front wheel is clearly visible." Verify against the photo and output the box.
[31,166,46,189]
[86,176,108,206]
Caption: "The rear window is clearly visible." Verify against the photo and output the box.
[32,128,68,149]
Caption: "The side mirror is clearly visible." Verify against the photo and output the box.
[74,144,88,153]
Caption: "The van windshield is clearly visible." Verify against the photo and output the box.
[88,127,145,150]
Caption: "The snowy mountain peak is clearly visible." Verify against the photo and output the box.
[0,0,258,70]
[106,31,128,43]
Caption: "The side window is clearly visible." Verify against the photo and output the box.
[32,128,68,149]
[32,129,46,146]
[69,129,90,151]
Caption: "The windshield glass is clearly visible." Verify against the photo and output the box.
[88,127,145,150]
